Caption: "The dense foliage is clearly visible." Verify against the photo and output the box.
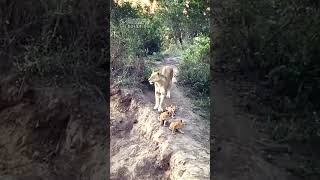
[178,35,210,96]
[213,0,320,143]
[111,0,210,91]
[111,2,163,86]
[0,0,107,91]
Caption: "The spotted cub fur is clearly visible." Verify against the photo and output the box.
[169,119,186,134]
[165,105,177,118]
[158,111,172,126]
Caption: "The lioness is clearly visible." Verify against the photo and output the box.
[148,66,174,112]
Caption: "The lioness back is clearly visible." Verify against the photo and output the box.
[161,66,173,81]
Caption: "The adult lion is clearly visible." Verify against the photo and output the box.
[148,66,174,112]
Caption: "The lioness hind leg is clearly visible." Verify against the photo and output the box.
[166,90,171,98]
[166,80,173,98]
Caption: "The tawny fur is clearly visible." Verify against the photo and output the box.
[169,119,186,134]
[158,111,172,126]
[148,66,174,112]
[165,105,177,118]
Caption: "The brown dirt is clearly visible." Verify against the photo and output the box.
[110,57,210,179]
[0,70,107,179]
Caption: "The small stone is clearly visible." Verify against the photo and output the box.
[81,164,87,172]
[33,151,40,158]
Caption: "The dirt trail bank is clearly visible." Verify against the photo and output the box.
[0,71,107,180]
[110,57,210,179]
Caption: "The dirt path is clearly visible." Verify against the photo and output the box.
[212,72,301,180]
[110,57,210,179]
[144,57,210,148]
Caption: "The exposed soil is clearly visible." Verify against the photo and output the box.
[0,66,107,179]
[110,57,210,179]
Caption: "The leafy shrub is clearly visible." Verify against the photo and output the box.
[214,0,320,145]
[1,0,107,90]
[182,35,210,63]
[148,52,164,61]
[144,65,153,80]
[111,2,163,87]
[178,35,210,96]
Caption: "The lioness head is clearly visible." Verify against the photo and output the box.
[148,71,161,85]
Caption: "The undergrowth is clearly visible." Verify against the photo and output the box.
[0,0,107,96]
[177,35,210,97]
[174,35,211,114]
[214,0,320,147]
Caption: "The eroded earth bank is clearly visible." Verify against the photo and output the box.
[110,57,210,179]
[0,65,107,180]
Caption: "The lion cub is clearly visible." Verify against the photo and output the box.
[169,119,186,134]
[165,105,177,118]
[158,111,172,126]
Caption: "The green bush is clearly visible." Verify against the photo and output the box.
[214,0,320,145]
[178,35,210,96]
[182,35,210,63]
[110,2,163,87]
[1,0,107,90]
[148,52,164,62]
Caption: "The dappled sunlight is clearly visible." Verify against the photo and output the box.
[114,0,159,14]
